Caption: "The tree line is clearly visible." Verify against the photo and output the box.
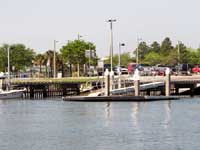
[0,40,97,77]
[0,37,200,77]
[135,37,200,65]
[107,37,200,67]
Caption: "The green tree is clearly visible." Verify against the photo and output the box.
[60,40,96,77]
[160,37,173,55]
[44,50,55,77]
[0,44,7,72]
[33,54,45,73]
[134,41,150,63]
[143,52,162,65]
[187,48,200,65]
[105,52,133,67]
[150,41,160,53]
[175,42,189,64]
[0,44,35,73]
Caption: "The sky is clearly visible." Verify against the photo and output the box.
[1,0,200,57]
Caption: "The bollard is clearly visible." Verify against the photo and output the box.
[133,69,140,96]
[104,69,110,96]
[165,67,171,96]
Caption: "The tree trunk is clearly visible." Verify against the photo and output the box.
[69,64,72,77]
[39,64,42,74]
[61,63,64,77]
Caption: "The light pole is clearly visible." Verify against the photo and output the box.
[78,34,82,40]
[118,43,125,89]
[7,46,10,90]
[177,41,180,65]
[107,19,116,71]
[118,43,125,71]
[53,40,58,78]
[136,38,142,64]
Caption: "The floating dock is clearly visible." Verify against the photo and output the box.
[62,95,180,102]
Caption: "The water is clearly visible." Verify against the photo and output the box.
[0,98,200,150]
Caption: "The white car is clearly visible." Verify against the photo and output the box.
[114,66,128,75]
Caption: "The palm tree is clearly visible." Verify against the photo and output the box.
[44,50,54,77]
[56,54,64,77]
[33,54,45,73]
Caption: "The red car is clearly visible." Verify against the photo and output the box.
[192,65,200,74]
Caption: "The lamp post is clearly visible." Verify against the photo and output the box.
[53,40,58,78]
[118,43,125,89]
[136,38,142,64]
[107,19,116,71]
[118,43,125,69]
[7,46,10,90]
[177,41,180,66]
[78,34,82,40]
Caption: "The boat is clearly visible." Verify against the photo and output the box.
[0,46,25,99]
[0,88,26,99]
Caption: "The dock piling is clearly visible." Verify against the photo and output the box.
[165,67,171,96]
[104,69,110,96]
[134,69,140,96]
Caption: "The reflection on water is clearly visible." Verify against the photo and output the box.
[163,101,171,129]
[0,98,200,150]
[131,102,140,127]
[105,102,111,119]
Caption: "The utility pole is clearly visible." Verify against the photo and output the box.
[107,19,116,71]
[178,41,180,65]
[118,43,125,89]
[7,46,10,90]
[136,38,142,64]
[118,43,125,68]
[53,40,58,78]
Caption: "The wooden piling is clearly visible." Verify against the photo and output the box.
[134,80,140,96]
[104,69,110,96]
[165,68,171,96]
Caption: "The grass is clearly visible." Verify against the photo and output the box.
[11,76,102,83]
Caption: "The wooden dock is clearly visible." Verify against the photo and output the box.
[12,81,81,99]
[62,95,180,102]
[9,75,200,99]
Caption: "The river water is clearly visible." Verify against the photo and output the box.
[0,98,200,150]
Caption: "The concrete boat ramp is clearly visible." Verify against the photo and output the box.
[110,82,164,95]
[62,82,180,102]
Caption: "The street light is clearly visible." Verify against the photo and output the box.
[136,37,142,64]
[53,40,58,78]
[78,33,82,40]
[118,43,125,71]
[7,46,10,90]
[106,19,116,71]
[118,43,125,89]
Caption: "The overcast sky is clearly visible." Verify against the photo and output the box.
[1,0,200,57]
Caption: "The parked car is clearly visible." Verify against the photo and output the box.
[0,72,6,79]
[87,68,98,76]
[154,64,168,76]
[192,65,200,74]
[128,63,137,74]
[178,64,191,75]
[97,64,111,76]
[114,66,128,75]
[135,64,154,76]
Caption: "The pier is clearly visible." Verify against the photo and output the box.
[63,74,200,102]
[12,81,81,99]
[9,74,200,100]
